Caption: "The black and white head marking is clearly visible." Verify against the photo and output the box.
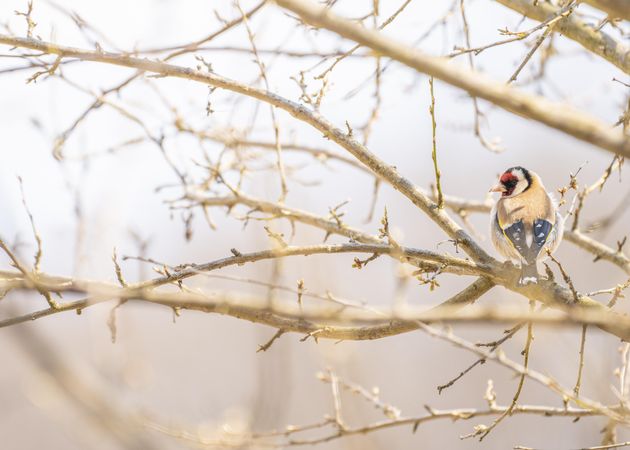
[499,166,532,198]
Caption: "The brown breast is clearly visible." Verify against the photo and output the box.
[496,182,554,229]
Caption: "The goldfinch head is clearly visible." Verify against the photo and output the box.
[490,166,532,198]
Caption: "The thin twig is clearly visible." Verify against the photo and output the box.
[428,77,443,209]
[574,324,587,397]
[478,302,535,440]
[17,176,43,272]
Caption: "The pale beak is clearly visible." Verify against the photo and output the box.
[489,184,506,193]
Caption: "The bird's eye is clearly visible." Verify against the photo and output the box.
[503,179,517,188]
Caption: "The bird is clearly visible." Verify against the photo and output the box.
[489,166,563,285]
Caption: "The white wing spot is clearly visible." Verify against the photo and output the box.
[521,276,538,285]
[537,232,544,238]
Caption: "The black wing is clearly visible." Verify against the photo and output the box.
[503,219,553,263]
[530,218,553,259]
[503,220,528,260]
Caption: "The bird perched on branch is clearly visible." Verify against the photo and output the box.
[489,167,563,285]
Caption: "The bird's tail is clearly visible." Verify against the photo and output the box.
[519,262,539,285]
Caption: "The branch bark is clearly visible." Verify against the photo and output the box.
[0,240,628,340]
[3,273,630,339]
[0,274,493,340]
[495,0,629,70]
[583,0,630,20]
[564,230,630,275]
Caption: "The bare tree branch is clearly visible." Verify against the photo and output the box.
[273,0,630,157]
[495,0,630,72]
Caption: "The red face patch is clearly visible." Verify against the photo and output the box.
[500,172,518,184]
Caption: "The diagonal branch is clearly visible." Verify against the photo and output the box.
[583,0,630,20]
[273,0,630,157]
[3,274,630,339]
[183,190,383,244]
[495,0,630,71]
[0,33,491,263]
[0,276,493,340]
[565,230,630,275]
[0,237,629,340]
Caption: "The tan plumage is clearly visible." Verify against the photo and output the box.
[496,172,556,231]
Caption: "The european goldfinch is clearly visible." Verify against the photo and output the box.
[490,166,563,284]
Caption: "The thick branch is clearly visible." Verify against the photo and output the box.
[274,0,630,157]
[4,275,630,339]
[0,240,628,340]
[583,0,630,20]
[496,0,630,60]
[132,243,487,291]
[565,230,630,275]
[0,275,492,340]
